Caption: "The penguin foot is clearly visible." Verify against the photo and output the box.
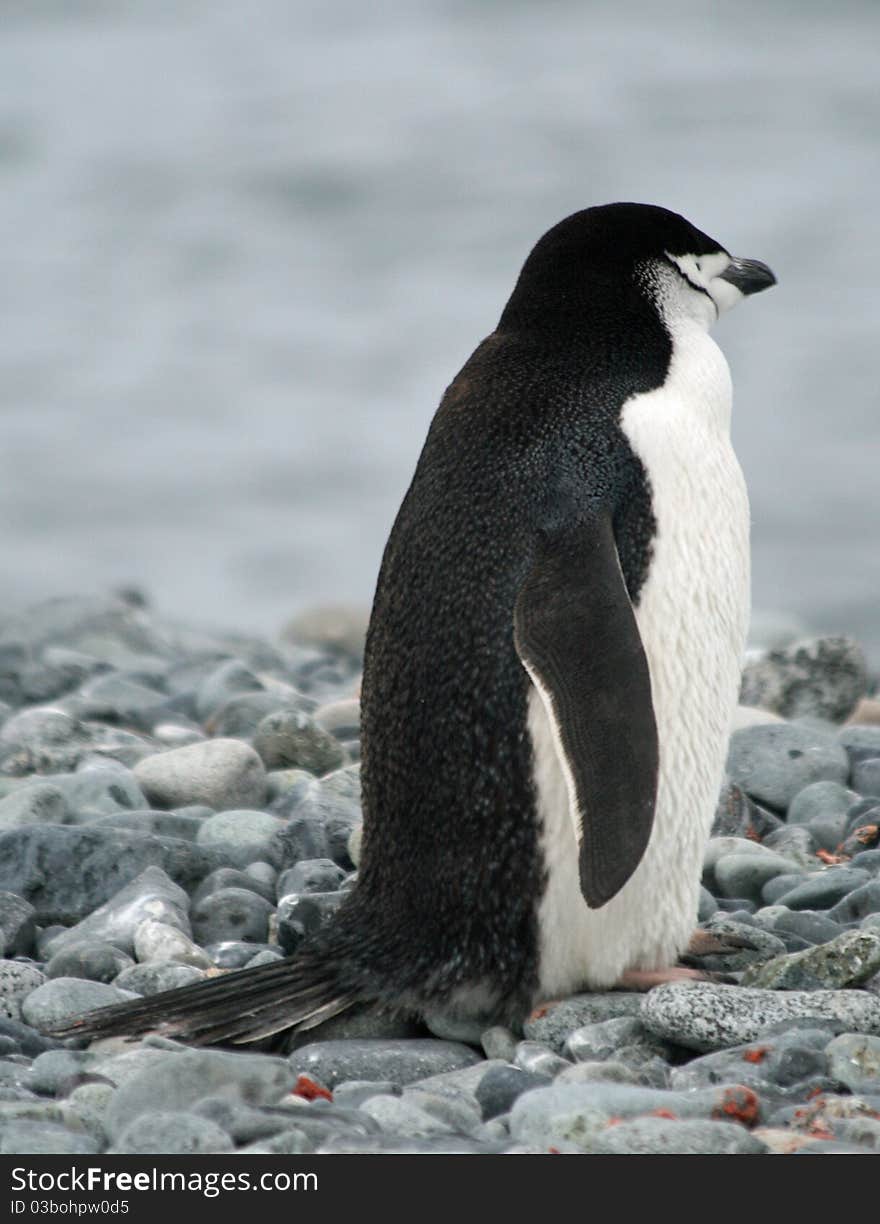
[685,927,754,958]
[614,967,709,991]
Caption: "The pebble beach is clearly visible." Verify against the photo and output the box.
[1,592,880,1156]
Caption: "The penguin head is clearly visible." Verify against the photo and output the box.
[501,202,775,334]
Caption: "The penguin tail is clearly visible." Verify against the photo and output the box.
[44,951,362,1047]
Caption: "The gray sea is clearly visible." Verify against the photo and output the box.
[2,1,878,661]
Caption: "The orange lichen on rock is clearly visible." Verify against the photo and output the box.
[292,1074,333,1102]
[713,1086,760,1126]
[742,1046,769,1064]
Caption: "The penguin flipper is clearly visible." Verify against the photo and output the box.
[514,515,658,909]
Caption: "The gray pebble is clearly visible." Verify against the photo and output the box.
[195,809,285,869]
[762,825,819,868]
[111,1110,233,1154]
[480,1026,519,1062]
[726,722,850,811]
[699,916,788,971]
[192,866,276,906]
[132,919,211,968]
[826,1033,880,1094]
[289,1039,481,1090]
[28,1049,93,1096]
[522,993,644,1054]
[563,1016,671,1066]
[788,780,859,851]
[513,1040,571,1078]
[742,928,880,990]
[773,867,871,912]
[0,825,220,925]
[554,1060,647,1087]
[828,880,880,923]
[739,636,867,723]
[43,865,191,957]
[113,962,205,995]
[762,872,814,906]
[276,892,345,954]
[331,1080,402,1109]
[474,1066,552,1120]
[760,908,847,946]
[360,1093,456,1138]
[588,1116,768,1155]
[276,858,346,900]
[134,738,267,811]
[21,978,138,1032]
[0,783,70,830]
[106,1047,294,1136]
[0,893,37,958]
[195,659,264,723]
[854,758,880,798]
[191,1094,300,1143]
[838,725,880,768]
[254,709,346,775]
[46,941,134,983]
[191,887,274,945]
[641,980,880,1051]
[0,1121,101,1154]
[0,961,47,1021]
[423,1012,486,1046]
[714,851,804,903]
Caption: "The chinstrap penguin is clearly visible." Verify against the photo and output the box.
[50,203,776,1045]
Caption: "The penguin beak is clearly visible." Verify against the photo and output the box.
[717,257,777,296]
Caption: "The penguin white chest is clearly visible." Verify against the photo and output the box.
[532,323,750,994]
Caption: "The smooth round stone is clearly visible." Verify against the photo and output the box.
[105,1048,295,1136]
[89,810,205,841]
[46,940,134,983]
[192,866,276,906]
[22,978,138,1032]
[195,809,285,869]
[74,674,167,731]
[151,723,205,748]
[641,980,880,1052]
[480,1026,518,1063]
[203,941,281,969]
[195,659,264,723]
[787,780,859,851]
[0,783,70,830]
[360,1094,455,1139]
[0,960,47,1021]
[697,886,718,922]
[114,962,206,996]
[0,1121,101,1155]
[522,993,643,1054]
[288,1039,482,1090]
[563,1017,671,1066]
[43,865,191,957]
[739,636,868,723]
[773,867,871,911]
[854,758,880,798]
[828,880,880,923]
[852,849,880,874]
[756,908,847,946]
[742,929,880,990]
[590,1116,768,1154]
[0,892,37,957]
[210,692,307,739]
[838,726,880,768]
[726,723,850,811]
[332,1081,402,1109]
[844,799,880,839]
[0,825,220,926]
[253,709,346,775]
[112,1110,233,1154]
[245,949,284,968]
[314,698,360,741]
[762,873,813,905]
[191,888,274,945]
[826,1033,880,1094]
[322,764,361,804]
[134,739,267,812]
[0,1017,60,1057]
[276,858,346,901]
[276,891,345,955]
[714,851,803,902]
[513,1040,571,1078]
[762,825,819,868]
[283,605,369,660]
[43,764,147,820]
[28,1048,93,1096]
[133,919,212,968]
[265,768,315,804]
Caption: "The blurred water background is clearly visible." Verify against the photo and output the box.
[2,1,878,660]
